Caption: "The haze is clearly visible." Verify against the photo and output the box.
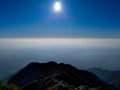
[0,38,120,74]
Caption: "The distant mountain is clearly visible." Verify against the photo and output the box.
[88,68,120,90]
[8,62,116,90]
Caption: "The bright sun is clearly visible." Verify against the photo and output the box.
[54,1,61,12]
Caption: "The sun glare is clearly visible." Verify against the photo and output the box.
[54,1,61,12]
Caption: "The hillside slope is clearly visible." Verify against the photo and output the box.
[8,62,116,90]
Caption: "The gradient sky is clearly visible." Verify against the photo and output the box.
[0,0,120,38]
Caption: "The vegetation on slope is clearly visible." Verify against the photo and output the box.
[0,80,18,90]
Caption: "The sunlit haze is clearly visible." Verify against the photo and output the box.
[0,38,120,71]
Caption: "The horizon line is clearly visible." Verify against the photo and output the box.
[0,37,120,39]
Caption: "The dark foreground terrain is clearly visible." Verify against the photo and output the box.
[7,61,116,90]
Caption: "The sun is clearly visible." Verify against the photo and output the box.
[54,1,62,12]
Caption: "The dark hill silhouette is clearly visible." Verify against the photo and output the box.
[8,61,57,87]
[8,62,116,90]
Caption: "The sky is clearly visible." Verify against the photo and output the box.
[0,0,120,80]
[0,0,120,38]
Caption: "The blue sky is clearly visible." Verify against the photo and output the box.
[0,0,120,38]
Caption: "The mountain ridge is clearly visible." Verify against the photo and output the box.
[8,61,116,90]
